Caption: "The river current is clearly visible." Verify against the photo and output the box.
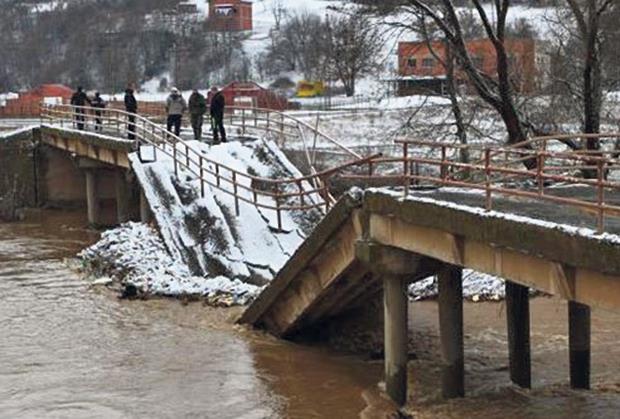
[1,210,620,418]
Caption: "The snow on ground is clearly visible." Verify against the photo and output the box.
[79,222,262,305]
[410,270,506,302]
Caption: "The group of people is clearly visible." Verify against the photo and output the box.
[70,87,106,132]
[70,85,226,143]
[164,86,227,143]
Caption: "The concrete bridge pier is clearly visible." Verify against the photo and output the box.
[85,169,101,227]
[506,281,531,388]
[438,264,465,398]
[115,170,130,224]
[569,301,591,389]
[355,241,423,406]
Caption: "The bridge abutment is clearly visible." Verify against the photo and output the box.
[506,281,531,388]
[569,301,591,389]
[438,264,465,398]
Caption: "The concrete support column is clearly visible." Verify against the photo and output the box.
[85,170,100,227]
[438,265,465,398]
[115,170,129,224]
[140,190,151,223]
[505,281,531,388]
[355,241,430,407]
[383,274,409,406]
[569,301,591,389]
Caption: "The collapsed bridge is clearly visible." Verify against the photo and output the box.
[4,103,620,406]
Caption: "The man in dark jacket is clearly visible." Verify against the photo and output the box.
[91,92,106,132]
[188,88,207,141]
[124,86,138,140]
[70,86,91,130]
[209,86,226,144]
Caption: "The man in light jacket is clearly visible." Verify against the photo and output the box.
[165,87,187,137]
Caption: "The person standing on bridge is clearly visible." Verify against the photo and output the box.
[124,86,138,140]
[165,87,187,137]
[188,88,207,141]
[91,92,106,132]
[209,86,226,144]
[70,86,91,131]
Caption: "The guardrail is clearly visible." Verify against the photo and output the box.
[40,103,373,230]
[39,103,620,233]
[142,104,362,173]
[337,138,620,233]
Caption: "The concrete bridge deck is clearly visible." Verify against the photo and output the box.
[241,189,620,404]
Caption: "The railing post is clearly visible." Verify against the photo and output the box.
[232,171,240,216]
[403,143,410,197]
[185,143,190,169]
[537,152,545,196]
[297,180,305,207]
[242,109,247,135]
[216,165,221,188]
[200,157,205,198]
[597,159,605,233]
[276,187,282,231]
[173,145,178,178]
[441,145,448,184]
[485,148,492,211]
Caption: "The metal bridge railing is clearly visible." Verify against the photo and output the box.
[40,103,373,230]
[336,138,620,233]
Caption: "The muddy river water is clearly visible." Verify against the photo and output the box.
[2,210,620,418]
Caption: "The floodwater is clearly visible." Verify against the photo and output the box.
[1,210,620,418]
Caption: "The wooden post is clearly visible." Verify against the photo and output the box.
[384,274,409,406]
[438,265,465,398]
[569,301,591,389]
[85,170,100,227]
[115,170,130,224]
[505,281,531,388]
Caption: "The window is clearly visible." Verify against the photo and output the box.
[422,58,435,68]
[215,6,236,17]
[407,57,417,68]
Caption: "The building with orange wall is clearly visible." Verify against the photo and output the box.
[0,84,73,118]
[208,0,253,32]
[396,38,540,96]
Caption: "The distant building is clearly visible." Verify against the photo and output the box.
[394,38,541,96]
[208,0,253,32]
[211,81,290,111]
[0,84,73,117]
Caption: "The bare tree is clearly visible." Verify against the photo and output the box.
[325,13,383,97]
[271,0,287,31]
[357,1,534,151]
[564,0,615,147]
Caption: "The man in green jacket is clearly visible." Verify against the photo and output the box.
[188,88,207,141]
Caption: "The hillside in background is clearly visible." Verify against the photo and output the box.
[0,0,556,95]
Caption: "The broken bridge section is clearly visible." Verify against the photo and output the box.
[130,138,323,283]
[241,189,620,405]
